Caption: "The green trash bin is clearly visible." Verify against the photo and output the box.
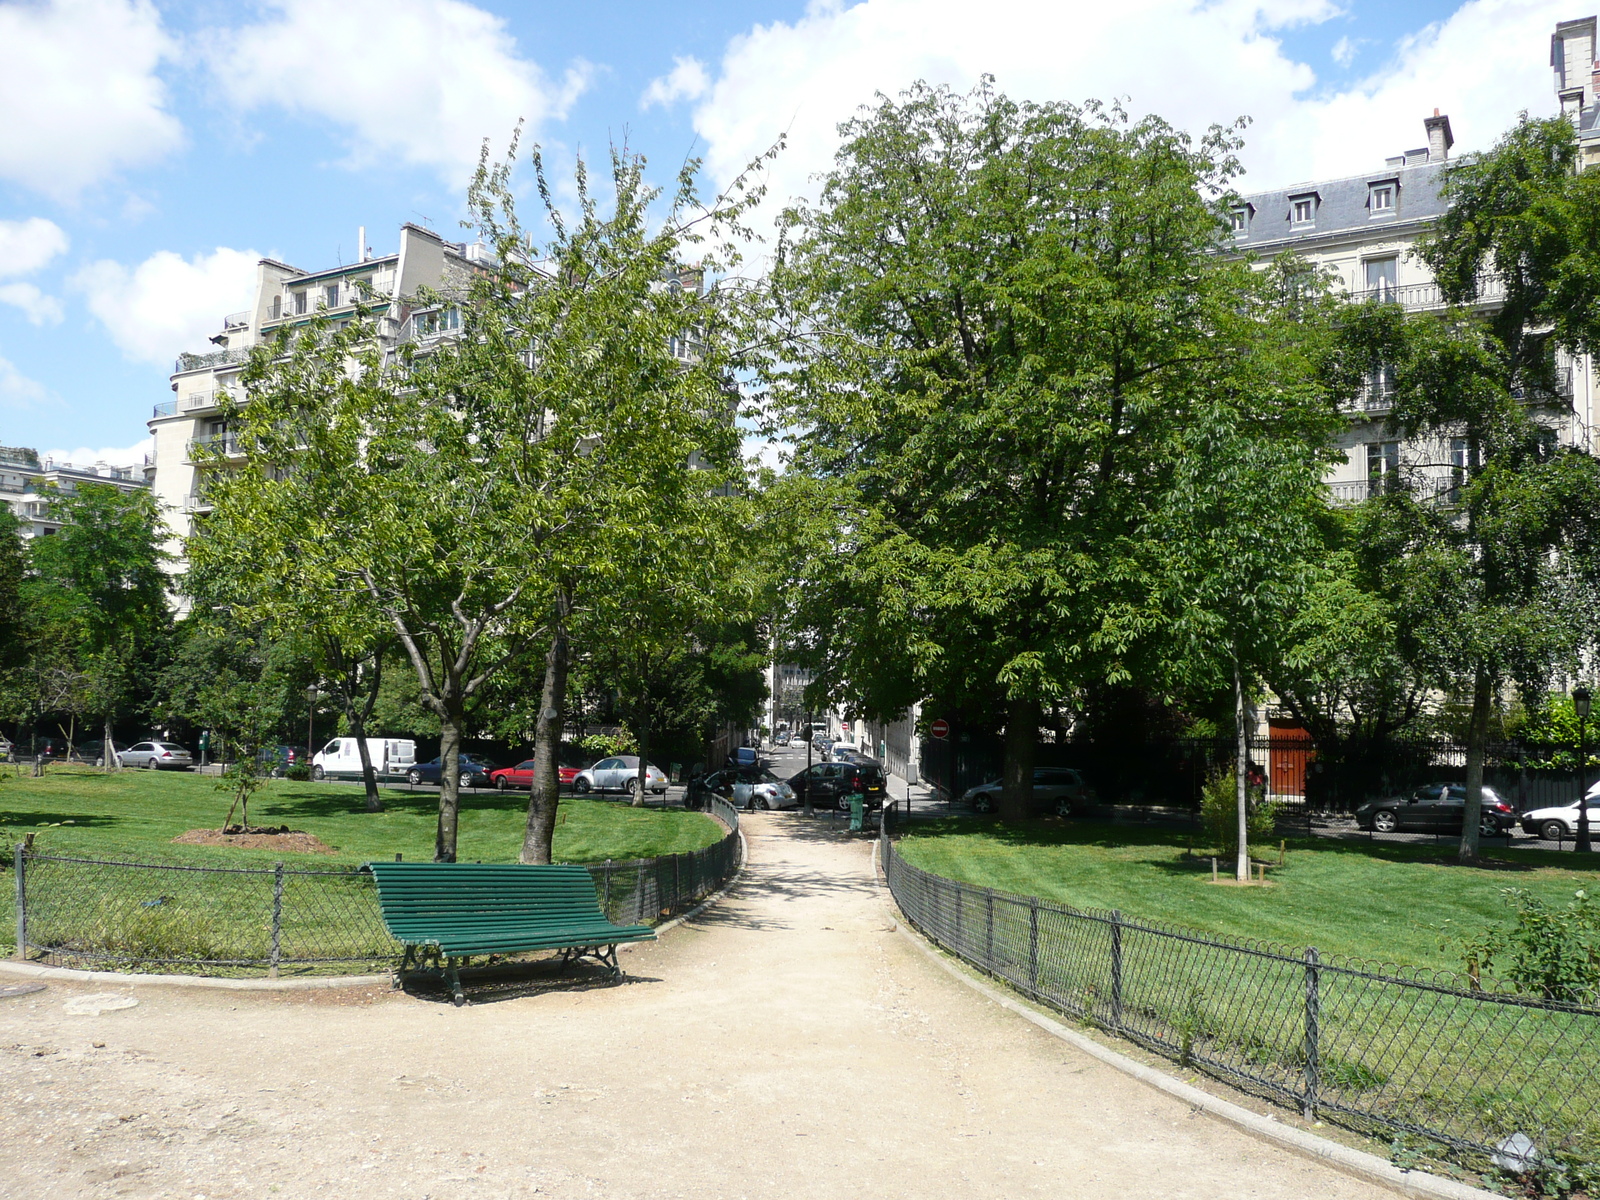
[848,793,865,833]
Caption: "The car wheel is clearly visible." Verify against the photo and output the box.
[1371,809,1398,833]
[574,778,591,794]
[144,757,158,770]
[1479,817,1501,838]
[406,769,421,786]
[627,778,642,798]
[1055,801,1073,818]
[313,765,326,781]
[758,796,772,810]
[973,794,993,813]
[496,776,509,791]
[1541,819,1569,841]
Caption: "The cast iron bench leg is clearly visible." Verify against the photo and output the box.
[447,957,465,1007]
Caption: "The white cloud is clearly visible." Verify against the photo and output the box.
[684,0,1576,215]
[0,284,64,326]
[207,0,592,185]
[0,0,182,199]
[0,218,70,278]
[40,437,153,469]
[74,248,260,366]
[0,354,48,408]
[1331,35,1361,68]
[642,56,712,110]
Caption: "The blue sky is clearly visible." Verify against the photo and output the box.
[0,0,1580,466]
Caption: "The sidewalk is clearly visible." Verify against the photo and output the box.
[0,813,1399,1199]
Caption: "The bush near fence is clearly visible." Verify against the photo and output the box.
[11,798,741,976]
[881,832,1600,1176]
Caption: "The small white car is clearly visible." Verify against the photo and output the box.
[118,741,195,770]
[573,756,669,797]
[1519,785,1600,840]
[703,768,799,810]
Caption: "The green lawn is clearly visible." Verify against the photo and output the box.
[896,817,1600,975]
[0,764,721,868]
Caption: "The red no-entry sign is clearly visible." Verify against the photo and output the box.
[930,718,950,740]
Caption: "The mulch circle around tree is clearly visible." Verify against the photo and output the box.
[171,827,336,854]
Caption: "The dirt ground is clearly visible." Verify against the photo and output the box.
[0,815,1401,1200]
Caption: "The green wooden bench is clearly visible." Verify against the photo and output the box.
[366,861,655,1005]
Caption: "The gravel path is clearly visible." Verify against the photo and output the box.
[0,813,1396,1200]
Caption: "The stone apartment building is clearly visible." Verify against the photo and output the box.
[1232,16,1600,505]
[0,444,151,539]
[146,221,491,571]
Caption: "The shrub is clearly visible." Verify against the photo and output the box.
[285,764,310,782]
[1200,766,1278,858]
[1447,887,1600,1005]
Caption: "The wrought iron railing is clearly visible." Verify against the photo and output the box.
[882,834,1600,1174]
[10,800,739,976]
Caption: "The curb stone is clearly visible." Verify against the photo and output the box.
[869,841,1501,1200]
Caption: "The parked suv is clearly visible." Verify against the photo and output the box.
[786,760,888,810]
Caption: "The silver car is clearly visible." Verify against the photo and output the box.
[118,741,195,770]
[573,756,669,797]
[963,767,1095,815]
[704,768,799,810]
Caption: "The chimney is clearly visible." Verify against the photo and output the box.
[357,226,367,262]
[1425,110,1454,162]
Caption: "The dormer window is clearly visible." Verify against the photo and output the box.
[1367,178,1399,218]
[1230,209,1246,232]
[1229,203,1253,237]
[1291,196,1317,225]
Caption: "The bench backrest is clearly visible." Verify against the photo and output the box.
[366,862,610,937]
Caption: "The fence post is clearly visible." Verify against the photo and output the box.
[13,843,26,962]
[269,862,285,979]
[1110,910,1124,1030]
[954,885,964,952]
[1028,899,1040,994]
[1303,946,1320,1120]
[985,889,994,969]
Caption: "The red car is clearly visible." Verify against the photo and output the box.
[490,758,580,791]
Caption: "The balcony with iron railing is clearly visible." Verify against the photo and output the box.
[186,431,243,459]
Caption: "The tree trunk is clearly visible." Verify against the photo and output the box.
[1000,694,1038,822]
[1459,663,1492,864]
[103,713,118,773]
[350,721,382,813]
[435,712,462,863]
[520,598,571,864]
[1235,660,1251,882]
[632,714,651,808]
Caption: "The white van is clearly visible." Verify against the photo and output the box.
[311,738,417,781]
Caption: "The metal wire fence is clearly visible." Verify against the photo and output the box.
[881,833,1600,1175]
[11,799,740,976]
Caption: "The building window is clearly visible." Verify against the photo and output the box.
[1230,209,1246,233]
[1364,257,1398,301]
[1292,198,1315,224]
[268,295,281,320]
[325,284,340,308]
[293,291,307,315]
[1369,184,1394,213]
[1367,441,1401,496]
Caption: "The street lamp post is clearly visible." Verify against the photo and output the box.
[1576,686,1592,854]
[305,684,319,773]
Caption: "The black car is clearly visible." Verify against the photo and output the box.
[256,745,309,777]
[406,753,500,788]
[786,760,888,810]
[1355,783,1516,836]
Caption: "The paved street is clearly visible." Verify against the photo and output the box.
[0,795,1398,1200]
